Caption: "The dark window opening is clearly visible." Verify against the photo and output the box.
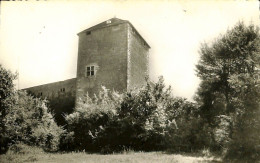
[86,66,95,77]
[86,31,91,35]
[131,28,135,34]
[60,88,65,92]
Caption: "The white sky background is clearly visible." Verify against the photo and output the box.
[0,1,259,101]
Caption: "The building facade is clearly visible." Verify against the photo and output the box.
[24,18,150,125]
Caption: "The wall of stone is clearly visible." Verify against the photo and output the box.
[23,78,76,125]
[22,19,150,126]
[76,23,128,104]
[127,24,149,90]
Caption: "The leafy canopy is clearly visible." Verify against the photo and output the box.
[196,22,260,120]
[196,21,260,160]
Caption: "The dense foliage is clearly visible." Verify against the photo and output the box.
[64,86,122,152]
[196,22,260,161]
[64,77,198,153]
[0,65,64,153]
[164,98,202,152]
[5,91,64,151]
[2,21,259,162]
[0,65,17,153]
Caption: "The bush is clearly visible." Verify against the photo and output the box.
[65,86,121,152]
[7,142,43,155]
[116,77,170,151]
[3,91,64,152]
[2,143,43,163]
[64,77,200,153]
[0,65,64,152]
[65,78,171,152]
[164,98,202,152]
[0,65,16,153]
[213,115,231,151]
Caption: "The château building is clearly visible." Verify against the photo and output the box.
[24,18,150,125]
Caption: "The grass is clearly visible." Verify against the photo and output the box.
[0,151,222,163]
[0,145,222,163]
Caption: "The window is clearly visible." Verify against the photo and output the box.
[60,88,65,92]
[86,66,95,77]
[86,31,91,35]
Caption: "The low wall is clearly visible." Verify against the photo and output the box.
[23,78,76,125]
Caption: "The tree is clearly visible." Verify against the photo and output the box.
[4,91,64,152]
[0,64,64,152]
[0,65,16,153]
[117,77,171,151]
[0,65,16,128]
[65,77,177,152]
[195,21,260,159]
[225,72,260,161]
[164,98,201,152]
[65,86,122,152]
[196,22,260,119]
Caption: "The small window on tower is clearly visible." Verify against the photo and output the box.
[86,31,91,35]
[86,66,95,77]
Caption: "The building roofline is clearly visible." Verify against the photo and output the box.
[127,22,150,49]
[77,18,150,49]
[21,78,77,90]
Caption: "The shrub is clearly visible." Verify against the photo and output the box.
[65,86,121,152]
[2,142,43,163]
[0,65,64,152]
[213,115,231,151]
[7,142,43,155]
[65,77,202,153]
[0,65,16,153]
[164,98,202,152]
[4,91,64,152]
[116,77,170,151]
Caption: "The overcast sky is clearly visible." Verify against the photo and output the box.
[0,1,259,100]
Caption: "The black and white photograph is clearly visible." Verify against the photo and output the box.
[0,0,259,162]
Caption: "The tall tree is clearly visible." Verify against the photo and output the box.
[0,65,16,153]
[0,65,16,119]
[196,22,260,121]
[195,21,260,158]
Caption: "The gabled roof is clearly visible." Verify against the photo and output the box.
[78,18,150,48]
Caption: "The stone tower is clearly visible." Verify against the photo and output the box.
[23,18,150,125]
[75,18,150,104]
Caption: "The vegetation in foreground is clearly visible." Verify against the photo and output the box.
[0,143,221,163]
[0,21,260,162]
